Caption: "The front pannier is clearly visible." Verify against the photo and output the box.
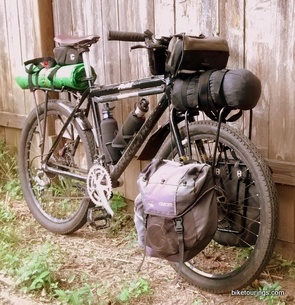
[171,69,261,120]
[135,159,218,263]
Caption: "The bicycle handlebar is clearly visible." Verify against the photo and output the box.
[108,30,146,42]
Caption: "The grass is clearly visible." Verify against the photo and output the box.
[0,193,150,304]
[1,139,295,305]
[0,140,22,199]
[0,140,151,304]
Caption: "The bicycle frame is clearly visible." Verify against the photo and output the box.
[91,77,170,185]
[37,46,239,187]
[39,71,185,187]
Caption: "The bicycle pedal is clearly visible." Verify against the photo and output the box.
[87,207,111,230]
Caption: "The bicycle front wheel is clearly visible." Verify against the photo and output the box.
[156,120,278,293]
[18,100,96,234]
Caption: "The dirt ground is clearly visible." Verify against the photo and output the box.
[1,200,295,305]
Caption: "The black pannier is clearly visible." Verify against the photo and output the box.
[166,34,229,76]
[53,46,83,66]
[171,69,261,120]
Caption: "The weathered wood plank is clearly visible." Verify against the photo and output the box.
[220,0,245,69]
[3,0,23,114]
[244,0,274,158]
[154,0,174,36]
[175,1,216,36]
[0,0,10,112]
[276,185,295,243]
[0,112,27,129]
[267,1,295,164]
[52,0,74,35]
[266,159,295,186]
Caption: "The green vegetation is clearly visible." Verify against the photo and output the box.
[0,140,151,304]
[1,140,294,304]
[0,139,22,198]
[256,281,286,305]
[117,276,152,303]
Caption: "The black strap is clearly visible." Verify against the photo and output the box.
[185,74,200,109]
[212,69,228,106]
[174,217,184,284]
[24,57,56,73]
[24,57,57,91]
[226,110,243,122]
[47,66,61,90]
[198,70,219,120]
[180,75,192,109]
[137,213,148,272]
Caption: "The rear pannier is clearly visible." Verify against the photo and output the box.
[171,69,261,120]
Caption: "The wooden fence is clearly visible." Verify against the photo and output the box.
[1,0,295,259]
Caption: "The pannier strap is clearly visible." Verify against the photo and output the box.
[198,70,218,121]
[212,69,228,106]
[24,57,56,72]
[174,218,184,284]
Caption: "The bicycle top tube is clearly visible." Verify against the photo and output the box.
[90,77,167,103]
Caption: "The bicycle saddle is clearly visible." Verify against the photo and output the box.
[54,35,100,47]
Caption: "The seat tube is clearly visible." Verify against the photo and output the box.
[82,51,93,79]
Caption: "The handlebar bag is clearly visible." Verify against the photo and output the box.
[134,159,218,264]
[166,34,229,76]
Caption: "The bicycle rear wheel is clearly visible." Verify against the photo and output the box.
[156,120,278,293]
[18,100,96,234]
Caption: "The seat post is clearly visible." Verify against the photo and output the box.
[82,51,93,80]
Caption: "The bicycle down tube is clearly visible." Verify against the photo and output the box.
[90,77,168,184]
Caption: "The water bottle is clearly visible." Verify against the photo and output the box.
[100,103,121,164]
[112,98,149,148]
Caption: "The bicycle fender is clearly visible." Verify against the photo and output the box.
[56,100,92,131]
[137,122,170,160]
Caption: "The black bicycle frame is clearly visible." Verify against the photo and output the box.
[41,76,183,186]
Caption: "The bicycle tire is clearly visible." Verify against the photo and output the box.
[18,100,96,234]
[156,120,278,293]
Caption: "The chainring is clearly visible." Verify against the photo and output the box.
[86,163,114,216]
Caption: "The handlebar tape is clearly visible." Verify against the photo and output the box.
[108,30,146,42]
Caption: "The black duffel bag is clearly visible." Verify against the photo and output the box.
[171,69,261,121]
